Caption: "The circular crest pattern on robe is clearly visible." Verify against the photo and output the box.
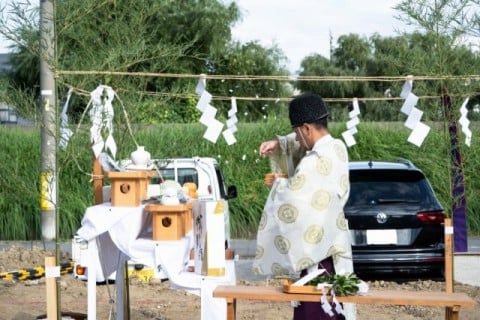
[253,135,353,276]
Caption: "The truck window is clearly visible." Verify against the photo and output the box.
[152,168,199,187]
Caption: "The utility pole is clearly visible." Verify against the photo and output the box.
[40,1,60,318]
[39,0,57,242]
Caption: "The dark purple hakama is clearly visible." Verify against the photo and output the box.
[293,257,345,320]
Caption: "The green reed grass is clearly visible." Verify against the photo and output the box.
[1,120,479,240]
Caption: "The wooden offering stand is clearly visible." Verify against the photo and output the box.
[106,171,156,207]
[144,203,193,241]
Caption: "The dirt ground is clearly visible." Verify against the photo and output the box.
[0,246,479,320]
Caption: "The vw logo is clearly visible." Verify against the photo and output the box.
[376,212,388,224]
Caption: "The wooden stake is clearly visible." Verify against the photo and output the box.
[124,261,130,320]
[444,218,454,320]
[93,155,103,204]
[45,256,57,320]
[444,218,454,293]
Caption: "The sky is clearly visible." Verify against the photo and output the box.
[0,0,409,73]
[230,0,408,73]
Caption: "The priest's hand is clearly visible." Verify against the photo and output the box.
[259,139,279,156]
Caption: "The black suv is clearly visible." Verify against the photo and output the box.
[345,159,445,278]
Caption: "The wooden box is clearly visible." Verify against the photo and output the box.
[134,170,157,199]
[106,171,155,207]
[145,203,190,240]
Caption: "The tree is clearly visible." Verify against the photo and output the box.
[332,33,371,73]
[394,0,480,119]
[0,0,293,123]
[395,0,479,38]
[297,54,353,98]
[210,40,291,121]
[296,53,369,121]
[394,0,480,253]
[55,0,244,122]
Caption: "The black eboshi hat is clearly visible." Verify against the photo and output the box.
[289,93,329,128]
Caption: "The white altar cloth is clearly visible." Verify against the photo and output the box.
[75,202,234,320]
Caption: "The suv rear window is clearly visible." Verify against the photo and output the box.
[347,169,435,206]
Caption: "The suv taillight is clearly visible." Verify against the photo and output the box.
[416,211,445,224]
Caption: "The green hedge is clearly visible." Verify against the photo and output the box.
[1,120,479,240]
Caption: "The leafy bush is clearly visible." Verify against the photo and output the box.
[1,120,479,240]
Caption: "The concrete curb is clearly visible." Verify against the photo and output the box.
[1,237,479,256]
[1,239,479,286]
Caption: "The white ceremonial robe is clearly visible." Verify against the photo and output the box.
[253,133,356,319]
[253,134,353,275]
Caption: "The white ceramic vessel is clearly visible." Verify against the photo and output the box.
[130,146,151,166]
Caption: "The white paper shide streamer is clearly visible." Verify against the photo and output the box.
[400,76,430,147]
[195,75,225,144]
[59,88,73,150]
[459,97,471,147]
[342,98,361,147]
[89,85,117,158]
[222,97,238,145]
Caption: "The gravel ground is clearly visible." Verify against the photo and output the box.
[0,244,479,320]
